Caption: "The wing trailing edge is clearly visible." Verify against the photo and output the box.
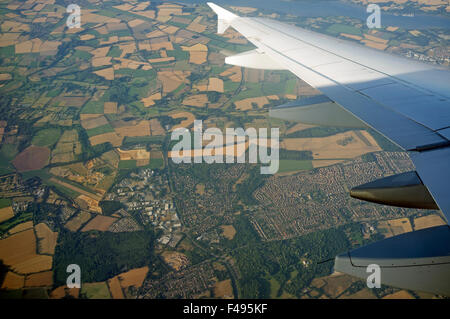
[225,49,286,70]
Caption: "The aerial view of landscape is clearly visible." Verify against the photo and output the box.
[0,0,448,301]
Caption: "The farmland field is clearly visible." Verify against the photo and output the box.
[0,228,53,274]
[0,206,14,223]
[81,215,117,232]
[35,223,58,255]
[107,276,125,299]
[278,160,313,173]
[32,128,61,147]
[24,271,53,287]
[81,282,111,299]
[64,211,92,232]
[117,266,149,290]
[12,146,50,172]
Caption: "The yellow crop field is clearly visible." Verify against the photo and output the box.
[340,33,363,41]
[13,255,53,274]
[50,285,80,299]
[220,66,242,82]
[195,77,224,93]
[91,46,110,58]
[382,290,415,299]
[221,225,236,240]
[281,131,381,159]
[182,94,208,107]
[378,217,413,238]
[0,73,12,80]
[234,97,270,110]
[182,43,208,64]
[8,221,33,235]
[35,223,58,255]
[214,279,233,299]
[24,271,53,287]
[364,33,389,44]
[92,57,112,67]
[142,92,162,107]
[0,229,36,266]
[1,271,24,290]
[170,112,195,131]
[414,214,446,230]
[0,206,14,223]
[94,67,114,80]
[117,148,150,161]
[285,123,316,135]
[107,276,125,299]
[115,120,151,138]
[64,211,92,232]
[89,132,123,147]
[196,183,205,195]
[117,266,149,289]
[81,215,117,232]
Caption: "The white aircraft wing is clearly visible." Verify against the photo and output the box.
[208,3,450,224]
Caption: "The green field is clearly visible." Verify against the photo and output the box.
[107,46,122,58]
[148,158,164,169]
[20,169,82,199]
[81,100,104,114]
[167,48,189,61]
[231,83,264,102]
[269,277,281,298]
[0,144,18,174]
[0,198,12,209]
[0,45,14,57]
[86,124,114,137]
[119,160,137,170]
[0,211,33,236]
[32,128,61,147]
[326,23,362,36]
[278,160,313,173]
[73,50,92,60]
[80,282,111,299]
[115,68,157,79]
[224,80,240,92]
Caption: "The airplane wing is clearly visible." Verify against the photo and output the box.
[208,3,450,295]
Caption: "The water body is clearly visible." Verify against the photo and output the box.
[179,0,450,29]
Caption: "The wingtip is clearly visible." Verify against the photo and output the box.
[207,2,237,19]
[206,2,237,34]
[206,2,220,13]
